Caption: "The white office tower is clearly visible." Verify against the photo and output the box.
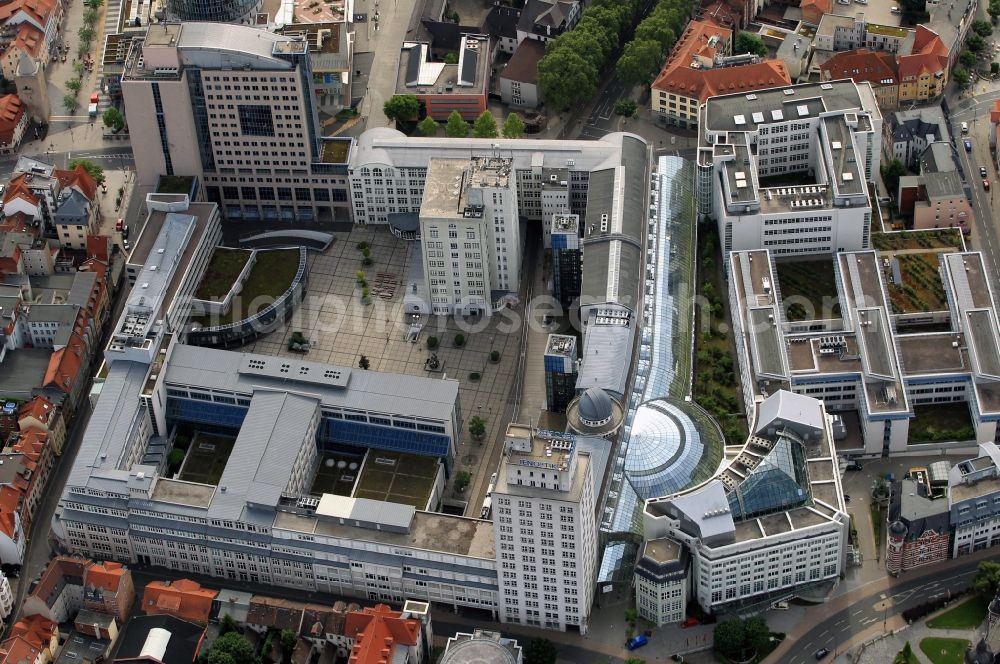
[419,157,521,316]
[493,425,596,634]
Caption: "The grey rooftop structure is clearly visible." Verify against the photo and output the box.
[704,79,866,133]
[164,344,459,422]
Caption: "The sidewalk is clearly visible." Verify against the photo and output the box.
[764,547,1000,663]
[853,614,981,663]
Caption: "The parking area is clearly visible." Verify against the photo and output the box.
[244,227,522,514]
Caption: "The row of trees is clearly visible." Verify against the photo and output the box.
[954,20,994,88]
[383,95,526,138]
[63,0,103,113]
[615,0,694,86]
[713,615,770,660]
[537,0,644,109]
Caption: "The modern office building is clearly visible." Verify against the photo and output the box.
[350,128,640,227]
[121,23,353,225]
[164,0,261,24]
[396,35,492,121]
[418,156,521,316]
[696,79,882,257]
[492,425,597,633]
[949,443,1000,557]
[549,214,580,306]
[543,334,576,412]
[642,391,849,615]
[634,538,688,626]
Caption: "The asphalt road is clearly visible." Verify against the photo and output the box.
[775,566,978,664]
[578,78,628,140]
[0,146,134,181]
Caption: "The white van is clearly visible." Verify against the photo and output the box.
[890,5,901,12]
[962,122,969,134]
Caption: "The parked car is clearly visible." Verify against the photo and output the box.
[116,217,124,231]
[845,494,852,503]
[122,239,131,251]
[122,225,130,238]
[815,648,830,660]
[681,617,700,628]
[965,139,973,152]
[981,166,988,177]
[962,121,970,133]
[626,635,648,651]
[890,5,900,12]
[985,179,991,191]
[846,462,863,471]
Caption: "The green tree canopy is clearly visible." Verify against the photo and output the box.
[954,67,972,87]
[69,159,105,184]
[444,52,459,64]
[502,112,525,138]
[523,638,558,664]
[469,415,487,438]
[961,50,978,68]
[975,560,1000,596]
[78,26,95,43]
[616,38,663,86]
[634,14,676,52]
[743,615,770,652]
[734,32,769,57]
[713,618,745,657]
[881,158,906,194]
[207,632,254,664]
[973,19,994,36]
[990,0,1000,21]
[102,107,125,132]
[417,116,438,137]
[280,629,297,652]
[383,94,420,122]
[968,34,987,52]
[539,48,597,110]
[472,110,499,138]
[446,111,470,137]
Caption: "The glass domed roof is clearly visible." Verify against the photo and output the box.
[623,399,711,500]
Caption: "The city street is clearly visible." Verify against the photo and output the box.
[353,0,420,129]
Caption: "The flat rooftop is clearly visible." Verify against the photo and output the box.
[396,36,490,95]
[946,253,994,311]
[545,334,576,357]
[421,159,472,219]
[704,80,865,133]
[786,335,862,375]
[150,478,216,508]
[952,476,1000,502]
[823,116,864,197]
[898,333,968,375]
[642,537,682,565]
[272,509,496,559]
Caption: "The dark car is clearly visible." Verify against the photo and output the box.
[846,462,863,471]
[815,648,830,660]
[845,494,852,503]
[965,139,974,152]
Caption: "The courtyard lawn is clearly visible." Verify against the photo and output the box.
[872,229,964,252]
[920,637,971,664]
[775,259,841,321]
[887,253,948,314]
[310,453,365,497]
[927,596,989,630]
[194,248,252,300]
[354,451,440,509]
[177,433,237,486]
[909,403,975,444]
[190,248,300,327]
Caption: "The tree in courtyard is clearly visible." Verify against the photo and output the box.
[66,79,82,94]
[523,638,558,664]
[469,415,486,438]
[961,50,978,68]
[69,159,105,184]
[102,107,125,132]
[881,158,906,195]
[502,112,525,138]
[63,94,79,114]
[990,0,1000,22]
[444,52,458,64]
[954,67,972,88]
[383,94,420,123]
[472,110,498,138]
[973,19,994,36]
[446,111,469,138]
[616,38,663,86]
[615,99,637,116]
[78,26,95,43]
[743,615,771,653]
[219,614,237,635]
[280,629,297,653]
[205,632,253,664]
[734,32,769,57]
[167,448,185,472]
[539,49,597,110]
[894,642,915,664]
[713,618,745,657]
[417,116,438,137]
[454,470,471,492]
[968,34,987,52]
[975,560,1000,597]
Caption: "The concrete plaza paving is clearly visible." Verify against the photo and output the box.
[243,227,523,514]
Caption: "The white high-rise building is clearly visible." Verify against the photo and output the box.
[419,157,521,316]
[492,425,596,634]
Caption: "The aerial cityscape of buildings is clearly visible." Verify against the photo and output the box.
[0,0,997,657]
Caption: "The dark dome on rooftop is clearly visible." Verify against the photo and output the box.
[578,387,613,425]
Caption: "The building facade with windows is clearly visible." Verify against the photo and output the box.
[634,538,687,626]
[492,425,596,634]
[642,391,849,615]
[121,23,353,225]
[950,443,1000,557]
[696,79,882,257]
[418,157,521,316]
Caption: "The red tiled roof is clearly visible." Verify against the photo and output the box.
[12,429,46,463]
[30,557,90,608]
[821,48,898,86]
[0,0,58,28]
[86,562,127,593]
[10,615,56,649]
[3,177,38,207]
[18,397,54,427]
[654,58,791,101]
[654,18,732,80]
[5,23,43,59]
[43,334,85,394]
[0,212,33,235]
[0,95,24,141]
[898,52,946,79]
[799,0,832,18]
[345,604,420,664]
[0,635,40,664]
[54,165,98,201]
[142,579,218,624]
